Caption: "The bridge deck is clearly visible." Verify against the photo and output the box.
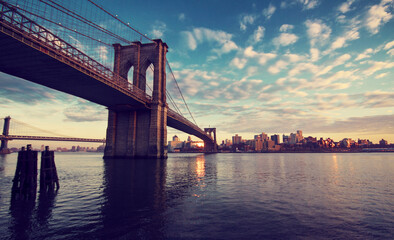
[0,2,214,143]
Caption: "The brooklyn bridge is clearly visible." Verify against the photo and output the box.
[0,0,217,158]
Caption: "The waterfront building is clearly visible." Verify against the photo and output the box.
[379,139,388,145]
[290,133,297,144]
[271,134,280,145]
[168,135,184,152]
[232,134,242,145]
[283,134,289,143]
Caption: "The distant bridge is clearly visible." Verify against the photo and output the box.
[0,116,105,154]
[0,0,217,158]
[0,135,105,143]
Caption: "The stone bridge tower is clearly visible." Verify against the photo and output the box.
[0,116,11,154]
[104,39,168,159]
[204,128,217,152]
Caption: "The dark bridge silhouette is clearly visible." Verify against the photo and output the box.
[0,1,217,158]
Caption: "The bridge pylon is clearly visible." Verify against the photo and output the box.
[104,39,168,159]
[0,116,11,154]
[203,128,218,153]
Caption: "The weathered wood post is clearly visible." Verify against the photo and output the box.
[40,146,59,193]
[12,144,37,200]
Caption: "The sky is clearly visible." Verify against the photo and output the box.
[0,0,393,148]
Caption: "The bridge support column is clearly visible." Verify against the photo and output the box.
[204,128,218,153]
[0,116,11,154]
[104,39,168,159]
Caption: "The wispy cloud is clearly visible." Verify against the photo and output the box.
[263,3,276,19]
[151,21,167,38]
[365,0,393,34]
[181,27,238,55]
[338,0,356,14]
[299,0,320,10]
[273,33,299,47]
[64,103,107,122]
[305,19,331,47]
[240,14,257,31]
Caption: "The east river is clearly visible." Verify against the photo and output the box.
[0,152,393,239]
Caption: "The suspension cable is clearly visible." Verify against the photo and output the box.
[146,65,182,115]
[11,119,73,138]
[39,0,134,45]
[87,0,153,42]
[166,60,198,126]
[9,3,113,46]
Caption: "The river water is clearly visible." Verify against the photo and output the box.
[0,152,393,239]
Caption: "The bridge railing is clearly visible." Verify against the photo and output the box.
[0,1,151,103]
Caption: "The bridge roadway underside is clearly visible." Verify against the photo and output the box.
[0,31,146,108]
[0,31,212,143]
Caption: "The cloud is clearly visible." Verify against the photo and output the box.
[170,69,230,99]
[243,46,277,65]
[250,26,265,43]
[285,53,306,62]
[362,61,394,76]
[363,90,394,108]
[263,4,276,20]
[273,33,299,46]
[279,24,294,32]
[338,0,356,14]
[181,31,197,50]
[384,40,394,50]
[365,0,393,34]
[375,72,388,79]
[0,73,62,104]
[64,104,107,122]
[178,13,185,21]
[305,19,332,47]
[151,21,167,38]
[355,48,374,61]
[181,27,238,55]
[96,46,108,61]
[268,60,289,74]
[310,48,319,62]
[384,40,394,55]
[230,57,248,69]
[325,27,359,53]
[240,14,257,31]
[299,0,320,10]
[313,114,394,134]
[288,62,319,76]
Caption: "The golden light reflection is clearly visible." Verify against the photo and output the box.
[332,154,339,185]
[332,154,338,172]
[196,154,205,178]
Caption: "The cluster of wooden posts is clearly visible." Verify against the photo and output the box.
[12,145,59,200]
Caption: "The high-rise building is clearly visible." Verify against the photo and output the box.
[232,134,242,145]
[290,133,297,144]
[283,134,289,143]
[296,130,303,142]
[260,132,269,141]
[168,135,183,152]
[271,134,280,145]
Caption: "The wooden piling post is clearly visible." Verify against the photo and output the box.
[40,146,59,193]
[12,144,37,200]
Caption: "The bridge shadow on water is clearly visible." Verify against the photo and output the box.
[99,158,168,239]
[5,153,216,239]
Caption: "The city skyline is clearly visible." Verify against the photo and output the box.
[1,0,393,145]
